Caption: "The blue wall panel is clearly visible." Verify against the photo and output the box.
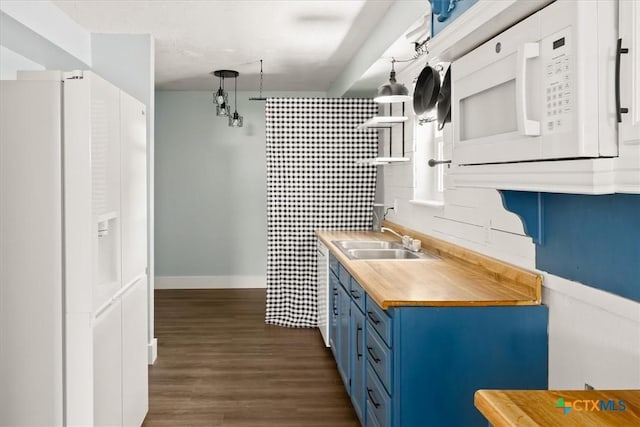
[501,191,640,302]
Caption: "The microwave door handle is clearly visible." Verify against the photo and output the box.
[517,42,541,136]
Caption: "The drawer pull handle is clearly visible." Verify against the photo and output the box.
[367,388,381,408]
[356,325,363,360]
[616,38,630,123]
[367,346,381,363]
[350,289,361,299]
[367,311,380,325]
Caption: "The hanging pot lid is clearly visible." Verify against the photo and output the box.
[413,64,441,115]
[437,66,451,130]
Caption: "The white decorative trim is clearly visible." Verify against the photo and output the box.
[451,158,622,195]
[154,275,266,289]
[542,273,640,323]
[147,338,157,365]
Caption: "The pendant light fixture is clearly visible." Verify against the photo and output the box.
[249,59,267,101]
[211,70,238,117]
[228,73,243,128]
[374,59,411,103]
[211,70,229,106]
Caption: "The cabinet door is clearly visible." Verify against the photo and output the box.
[337,284,350,388]
[619,1,640,144]
[122,277,149,427]
[329,272,339,357]
[93,300,123,427]
[617,0,640,191]
[349,302,365,423]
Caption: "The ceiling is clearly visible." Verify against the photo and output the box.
[52,0,397,92]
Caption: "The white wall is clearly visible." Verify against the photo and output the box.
[0,45,43,79]
[380,59,640,389]
[0,1,90,71]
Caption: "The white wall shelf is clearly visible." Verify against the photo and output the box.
[357,116,408,130]
[357,157,410,165]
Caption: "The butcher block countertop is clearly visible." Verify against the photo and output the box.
[316,221,542,309]
[474,389,640,426]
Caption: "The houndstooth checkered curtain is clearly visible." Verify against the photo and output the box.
[265,98,378,327]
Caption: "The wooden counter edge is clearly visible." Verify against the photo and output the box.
[474,389,640,427]
[383,220,542,302]
[474,390,537,427]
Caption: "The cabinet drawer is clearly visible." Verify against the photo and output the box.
[349,278,365,311]
[366,327,392,394]
[366,364,391,427]
[365,295,392,347]
[338,262,350,290]
[329,253,339,276]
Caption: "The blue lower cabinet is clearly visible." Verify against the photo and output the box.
[350,301,366,423]
[365,298,392,347]
[366,365,392,427]
[328,271,339,358]
[365,326,392,395]
[329,258,548,427]
[366,405,383,427]
[337,282,350,387]
[366,294,548,427]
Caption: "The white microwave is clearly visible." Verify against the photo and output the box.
[452,0,619,165]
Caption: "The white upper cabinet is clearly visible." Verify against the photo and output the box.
[617,0,640,193]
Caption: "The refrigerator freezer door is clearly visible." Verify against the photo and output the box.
[64,73,123,314]
[0,80,64,426]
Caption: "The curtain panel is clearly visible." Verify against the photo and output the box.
[265,98,378,327]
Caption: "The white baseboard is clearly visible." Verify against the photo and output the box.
[147,338,157,365]
[154,275,266,289]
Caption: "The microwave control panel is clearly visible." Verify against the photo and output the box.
[542,27,572,135]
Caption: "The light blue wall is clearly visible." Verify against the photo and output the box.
[154,91,323,277]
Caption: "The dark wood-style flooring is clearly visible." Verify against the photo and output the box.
[142,289,360,427]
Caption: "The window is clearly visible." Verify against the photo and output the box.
[412,119,444,206]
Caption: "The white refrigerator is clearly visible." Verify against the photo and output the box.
[0,70,149,426]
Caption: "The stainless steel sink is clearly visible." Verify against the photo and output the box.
[346,249,425,260]
[332,240,440,260]
[333,240,403,250]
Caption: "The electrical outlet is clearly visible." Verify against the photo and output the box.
[585,383,595,390]
[393,199,398,215]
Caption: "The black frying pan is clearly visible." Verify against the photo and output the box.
[437,66,451,130]
[413,64,441,116]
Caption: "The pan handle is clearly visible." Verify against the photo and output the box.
[516,42,541,136]
[616,38,629,123]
